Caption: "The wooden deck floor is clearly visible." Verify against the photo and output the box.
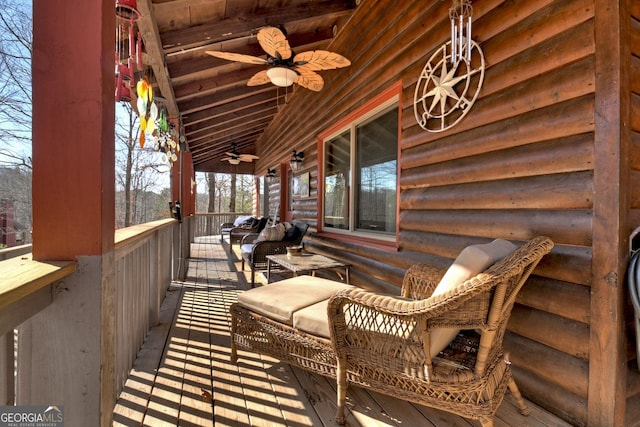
[112,236,572,427]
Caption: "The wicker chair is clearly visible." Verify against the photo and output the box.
[327,236,554,426]
[240,221,309,287]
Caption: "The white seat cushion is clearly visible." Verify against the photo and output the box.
[428,238,517,357]
[294,293,417,339]
[293,299,332,338]
[237,275,353,325]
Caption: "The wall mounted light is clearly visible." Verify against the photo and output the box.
[265,168,277,183]
[290,150,304,172]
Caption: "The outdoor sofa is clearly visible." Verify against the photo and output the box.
[240,220,309,287]
[220,215,269,250]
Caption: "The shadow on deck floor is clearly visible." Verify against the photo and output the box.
[112,236,572,427]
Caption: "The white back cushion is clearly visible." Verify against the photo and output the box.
[233,215,253,226]
[428,239,517,357]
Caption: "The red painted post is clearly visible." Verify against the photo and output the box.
[32,1,115,260]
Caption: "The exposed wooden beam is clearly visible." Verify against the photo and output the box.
[136,0,178,118]
[159,1,355,54]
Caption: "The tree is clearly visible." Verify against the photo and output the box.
[0,0,33,244]
[0,0,33,169]
[207,172,215,213]
[114,103,172,228]
[229,173,237,212]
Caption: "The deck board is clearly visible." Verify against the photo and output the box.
[113,236,572,427]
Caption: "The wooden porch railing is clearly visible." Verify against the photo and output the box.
[0,218,182,407]
[192,212,251,238]
[112,219,178,395]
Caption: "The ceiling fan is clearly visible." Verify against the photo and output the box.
[221,143,260,165]
[205,26,350,92]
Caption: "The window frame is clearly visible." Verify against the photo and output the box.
[317,82,402,249]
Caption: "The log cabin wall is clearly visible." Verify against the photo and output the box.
[254,0,635,425]
[628,0,640,421]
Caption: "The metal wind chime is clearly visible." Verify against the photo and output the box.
[115,0,143,102]
[449,0,473,65]
[413,0,485,132]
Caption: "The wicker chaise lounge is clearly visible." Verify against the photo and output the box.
[230,236,554,426]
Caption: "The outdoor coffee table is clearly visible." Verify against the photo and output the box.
[266,253,351,284]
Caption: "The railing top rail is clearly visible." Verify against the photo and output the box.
[0,244,32,257]
[0,254,76,310]
[115,218,176,250]
[0,218,176,312]
[193,212,252,216]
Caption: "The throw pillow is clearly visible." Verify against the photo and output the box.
[283,225,301,241]
[255,223,286,242]
[233,215,252,227]
[428,238,517,357]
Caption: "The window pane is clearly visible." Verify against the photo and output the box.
[355,108,397,233]
[324,131,350,230]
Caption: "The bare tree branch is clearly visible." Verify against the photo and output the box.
[0,0,32,168]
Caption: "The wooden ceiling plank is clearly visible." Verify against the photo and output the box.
[173,66,267,100]
[160,1,355,54]
[184,91,283,126]
[190,129,269,151]
[190,131,265,159]
[186,101,281,134]
[178,84,275,115]
[187,107,279,140]
[187,118,272,145]
[187,117,274,145]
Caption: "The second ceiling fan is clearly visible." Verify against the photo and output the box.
[221,143,259,165]
[206,26,350,92]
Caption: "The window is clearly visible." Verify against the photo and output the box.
[322,99,398,239]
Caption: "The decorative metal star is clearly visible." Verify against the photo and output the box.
[425,60,468,115]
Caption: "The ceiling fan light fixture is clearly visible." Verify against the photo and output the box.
[229,158,241,165]
[266,67,298,87]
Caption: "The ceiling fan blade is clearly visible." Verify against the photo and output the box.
[224,152,238,157]
[221,157,233,162]
[257,27,292,60]
[205,50,268,65]
[239,154,260,160]
[294,50,351,71]
[247,70,272,86]
[295,68,324,92]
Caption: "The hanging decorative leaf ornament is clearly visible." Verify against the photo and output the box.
[134,76,179,164]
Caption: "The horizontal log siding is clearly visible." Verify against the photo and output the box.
[256,1,604,424]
